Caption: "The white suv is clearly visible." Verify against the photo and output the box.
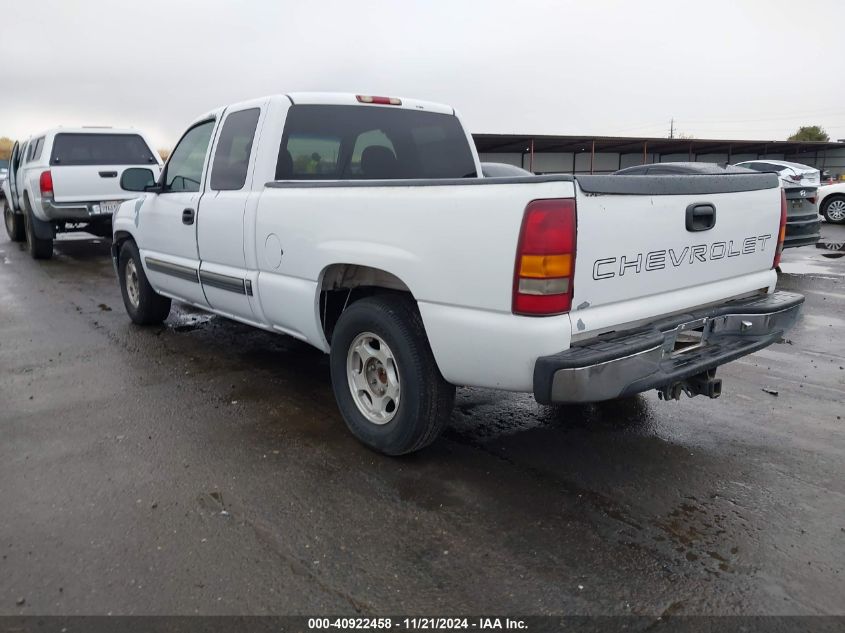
[3,127,161,259]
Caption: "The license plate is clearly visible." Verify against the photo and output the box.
[99,200,121,215]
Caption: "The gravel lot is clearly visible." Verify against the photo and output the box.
[0,222,843,616]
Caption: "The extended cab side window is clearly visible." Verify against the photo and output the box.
[164,120,215,193]
[31,138,45,161]
[210,108,260,191]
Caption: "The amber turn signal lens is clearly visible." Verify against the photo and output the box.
[518,254,572,279]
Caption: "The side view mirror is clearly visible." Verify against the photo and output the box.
[120,167,157,192]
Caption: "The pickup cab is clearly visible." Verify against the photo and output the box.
[3,127,161,258]
[111,93,803,455]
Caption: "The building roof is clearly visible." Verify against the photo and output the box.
[472,133,845,157]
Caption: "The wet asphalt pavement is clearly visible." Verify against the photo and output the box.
[0,223,843,617]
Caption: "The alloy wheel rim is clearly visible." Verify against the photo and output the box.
[827,199,845,222]
[125,259,141,308]
[346,332,400,425]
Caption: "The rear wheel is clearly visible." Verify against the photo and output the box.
[4,202,25,242]
[118,240,171,325]
[23,200,53,259]
[821,195,845,224]
[329,295,455,455]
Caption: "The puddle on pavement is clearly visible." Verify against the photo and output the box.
[779,237,845,277]
[449,390,659,444]
[169,312,215,332]
[816,240,845,259]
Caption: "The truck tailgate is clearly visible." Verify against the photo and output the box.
[51,165,160,203]
[570,173,781,337]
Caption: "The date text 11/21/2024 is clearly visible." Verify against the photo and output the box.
[307,617,528,629]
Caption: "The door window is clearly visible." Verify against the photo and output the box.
[11,143,21,171]
[209,108,260,191]
[164,120,215,193]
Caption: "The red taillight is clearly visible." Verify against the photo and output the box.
[773,188,787,269]
[39,170,53,197]
[513,198,576,316]
[356,95,402,105]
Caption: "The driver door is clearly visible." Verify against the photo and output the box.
[6,142,21,210]
[138,118,217,307]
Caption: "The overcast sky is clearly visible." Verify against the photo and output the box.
[2,0,844,149]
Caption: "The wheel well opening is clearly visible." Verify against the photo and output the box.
[319,264,413,342]
[113,230,133,248]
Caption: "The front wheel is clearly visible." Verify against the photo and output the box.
[821,195,845,224]
[118,240,171,325]
[4,202,25,242]
[329,296,455,455]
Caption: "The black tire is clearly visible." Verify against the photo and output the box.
[821,195,845,224]
[329,295,455,455]
[4,202,25,242]
[118,239,171,325]
[23,199,53,259]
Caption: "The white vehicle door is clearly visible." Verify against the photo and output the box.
[6,142,21,210]
[16,141,30,208]
[138,119,216,307]
[197,103,264,322]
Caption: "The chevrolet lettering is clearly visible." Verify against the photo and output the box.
[592,234,774,280]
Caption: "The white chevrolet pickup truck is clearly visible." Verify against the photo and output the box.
[111,93,803,455]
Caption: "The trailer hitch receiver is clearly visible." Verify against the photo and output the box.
[658,368,722,401]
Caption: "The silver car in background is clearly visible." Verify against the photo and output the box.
[733,160,821,248]
[733,159,820,187]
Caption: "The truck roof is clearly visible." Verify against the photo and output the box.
[286,92,454,115]
[190,93,456,127]
[28,126,145,138]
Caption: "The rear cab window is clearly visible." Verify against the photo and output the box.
[50,133,157,166]
[276,105,476,180]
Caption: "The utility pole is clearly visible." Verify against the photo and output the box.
[669,118,675,139]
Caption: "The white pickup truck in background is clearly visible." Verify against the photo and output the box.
[111,93,803,455]
[3,127,161,259]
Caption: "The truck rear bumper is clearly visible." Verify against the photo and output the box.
[533,291,804,404]
[41,199,116,222]
[783,214,821,249]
